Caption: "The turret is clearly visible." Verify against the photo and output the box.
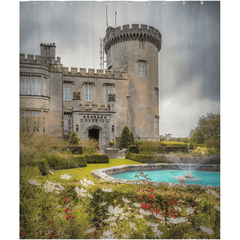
[104,24,162,140]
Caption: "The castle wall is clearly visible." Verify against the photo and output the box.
[49,71,63,137]
[61,69,128,148]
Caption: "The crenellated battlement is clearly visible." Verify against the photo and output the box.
[62,67,128,79]
[20,53,61,65]
[104,24,162,53]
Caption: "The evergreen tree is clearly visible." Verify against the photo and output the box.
[118,126,132,150]
[130,131,134,145]
[68,131,80,145]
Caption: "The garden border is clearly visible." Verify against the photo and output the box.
[91,164,220,189]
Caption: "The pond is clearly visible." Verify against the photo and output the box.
[112,169,220,186]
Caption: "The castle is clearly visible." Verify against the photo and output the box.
[20,24,162,150]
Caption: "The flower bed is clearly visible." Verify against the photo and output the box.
[20,166,220,239]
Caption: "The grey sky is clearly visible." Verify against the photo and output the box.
[20,1,220,138]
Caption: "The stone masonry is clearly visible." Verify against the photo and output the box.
[20,24,162,150]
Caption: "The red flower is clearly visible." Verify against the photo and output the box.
[20,230,24,237]
[139,196,142,200]
[64,208,69,213]
[94,231,97,235]
[158,219,161,222]
[47,220,50,226]
[141,203,146,209]
[66,214,72,220]
[163,214,165,217]
[149,194,153,198]
[64,198,68,202]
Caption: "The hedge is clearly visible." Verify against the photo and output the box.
[159,146,188,153]
[50,145,83,155]
[46,154,85,169]
[125,152,168,163]
[127,145,139,154]
[22,165,42,178]
[85,154,109,163]
[72,155,87,167]
[37,159,50,176]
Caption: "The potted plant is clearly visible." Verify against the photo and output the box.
[109,139,116,148]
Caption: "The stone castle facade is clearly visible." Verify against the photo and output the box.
[20,24,162,150]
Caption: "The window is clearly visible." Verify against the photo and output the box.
[20,110,48,133]
[20,76,30,95]
[32,77,41,95]
[85,84,92,101]
[64,114,72,135]
[43,79,47,96]
[154,117,159,135]
[138,61,147,76]
[32,111,41,132]
[139,41,145,49]
[154,88,159,106]
[64,85,72,100]
[105,86,112,102]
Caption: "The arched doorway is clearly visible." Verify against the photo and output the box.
[89,128,99,141]
[85,125,105,150]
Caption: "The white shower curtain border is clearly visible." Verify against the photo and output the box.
[27,0,218,5]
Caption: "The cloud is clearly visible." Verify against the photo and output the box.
[160,74,220,137]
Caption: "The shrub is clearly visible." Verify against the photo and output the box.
[190,146,220,156]
[85,154,109,163]
[22,165,42,178]
[130,131,134,145]
[67,145,83,154]
[72,155,87,167]
[160,141,187,147]
[138,140,160,154]
[46,153,80,169]
[68,131,80,145]
[126,152,168,163]
[37,159,50,176]
[118,126,132,150]
[82,146,97,155]
[127,145,139,154]
[204,138,220,149]
[81,138,99,152]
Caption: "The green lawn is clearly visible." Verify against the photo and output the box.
[36,158,148,185]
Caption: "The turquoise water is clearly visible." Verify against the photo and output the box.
[112,170,220,186]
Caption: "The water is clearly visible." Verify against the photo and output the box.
[112,170,220,186]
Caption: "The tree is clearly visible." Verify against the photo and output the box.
[130,131,135,145]
[189,113,220,144]
[118,126,132,150]
[68,131,80,145]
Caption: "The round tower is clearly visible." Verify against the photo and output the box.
[104,24,162,140]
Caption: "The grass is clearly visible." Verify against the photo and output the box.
[36,158,148,185]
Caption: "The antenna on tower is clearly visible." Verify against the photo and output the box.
[106,5,108,28]
[115,12,117,28]
[99,38,105,71]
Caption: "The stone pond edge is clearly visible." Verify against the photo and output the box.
[91,164,220,189]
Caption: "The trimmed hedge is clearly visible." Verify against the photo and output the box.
[85,154,109,164]
[72,155,87,167]
[159,146,188,153]
[46,154,86,169]
[127,145,139,154]
[50,145,83,155]
[22,165,42,177]
[125,152,168,163]
[37,159,50,176]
